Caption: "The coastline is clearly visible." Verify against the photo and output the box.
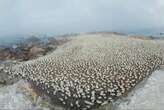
[0,32,164,110]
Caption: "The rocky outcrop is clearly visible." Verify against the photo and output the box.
[0,36,69,61]
[8,33,164,110]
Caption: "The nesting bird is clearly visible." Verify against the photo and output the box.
[9,33,164,110]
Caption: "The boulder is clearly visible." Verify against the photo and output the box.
[28,46,45,58]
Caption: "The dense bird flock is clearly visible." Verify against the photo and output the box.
[8,33,164,110]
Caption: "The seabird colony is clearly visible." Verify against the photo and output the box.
[9,33,164,110]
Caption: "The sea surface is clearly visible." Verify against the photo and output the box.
[0,32,163,47]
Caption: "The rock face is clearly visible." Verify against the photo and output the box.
[9,33,164,110]
[115,70,164,110]
[0,80,57,110]
[0,36,68,61]
[0,81,35,110]
[28,46,45,58]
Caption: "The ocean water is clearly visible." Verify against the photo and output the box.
[0,32,164,109]
[0,36,24,47]
[0,34,50,47]
[0,32,163,47]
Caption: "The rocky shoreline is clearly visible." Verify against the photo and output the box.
[0,36,71,110]
[0,33,164,110]
[0,36,70,61]
[0,36,70,86]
